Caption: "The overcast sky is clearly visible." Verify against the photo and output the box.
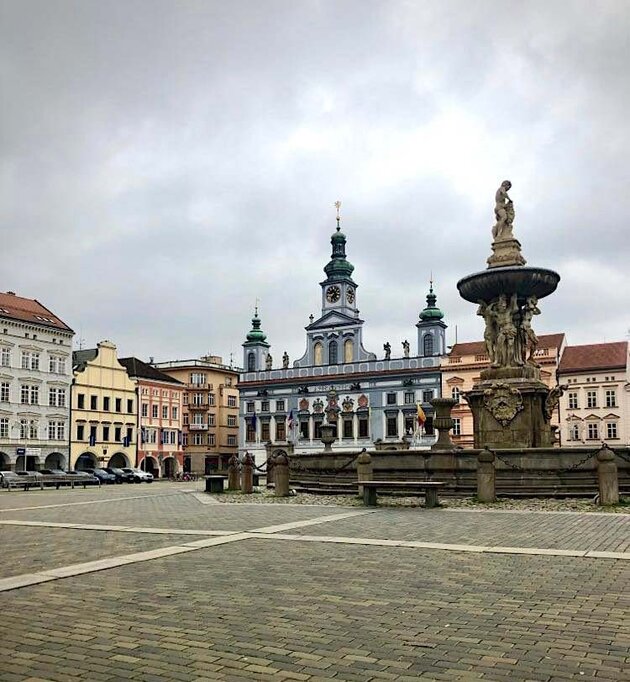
[1,0,629,366]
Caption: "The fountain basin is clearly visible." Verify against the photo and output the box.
[457,266,560,304]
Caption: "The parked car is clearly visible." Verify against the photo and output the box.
[83,468,117,484]
[104,467,135,483]
[122,467,154,483]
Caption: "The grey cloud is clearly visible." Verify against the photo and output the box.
[1,0,628,365]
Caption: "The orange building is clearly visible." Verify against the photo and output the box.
[442,333,566,447]
[153,356,239,475]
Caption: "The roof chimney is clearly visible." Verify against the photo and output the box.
[6,291,15,296]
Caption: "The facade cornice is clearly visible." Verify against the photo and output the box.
[240,364,440,389]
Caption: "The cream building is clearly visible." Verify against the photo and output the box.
[442,333,565,447]
[0,291,74,471]
[558,342,629,447]
[71,341,138,470]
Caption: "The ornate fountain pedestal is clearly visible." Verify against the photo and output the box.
[465,367,555,449]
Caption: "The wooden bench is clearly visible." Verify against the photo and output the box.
[362,481,445,508]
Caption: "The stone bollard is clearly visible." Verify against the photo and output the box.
[356,448,373,497]
[227,454,240,491]
[241,452,254,494]
[266,456,275,489]
[274,452,290,497]
[477,448,496,503]
[596,445,619,506]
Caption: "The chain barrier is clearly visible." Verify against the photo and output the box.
[494,449,597,476]
[288,450,361,477]
[614,450,630,465]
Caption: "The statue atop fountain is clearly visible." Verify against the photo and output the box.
[457,182,561,448]
[487,180,526,268]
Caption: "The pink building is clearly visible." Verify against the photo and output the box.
[119,357,184,478]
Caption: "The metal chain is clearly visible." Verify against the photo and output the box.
[288,450,361,476]
[614,450,630,465]
[494,450,596,475]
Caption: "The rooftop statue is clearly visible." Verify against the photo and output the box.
[492,180,515,241]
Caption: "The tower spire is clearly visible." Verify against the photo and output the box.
[334,200,341,232]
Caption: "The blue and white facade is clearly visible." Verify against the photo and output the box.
[238,220,447,463]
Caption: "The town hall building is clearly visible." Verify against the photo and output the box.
[238,214,447,464]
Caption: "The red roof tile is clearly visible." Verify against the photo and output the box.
[0,291,73,332]
[450,333,565,357]
[559,342,628,373]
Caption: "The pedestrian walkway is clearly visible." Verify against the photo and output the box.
[0,485,627,680]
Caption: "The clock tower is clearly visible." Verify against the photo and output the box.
[294,205,376,367]
[319,208,359,317]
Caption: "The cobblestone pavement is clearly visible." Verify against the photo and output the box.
[291,507,630,553]
[0,486,628,681]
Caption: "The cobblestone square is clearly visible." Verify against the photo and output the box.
[0,484,628,681]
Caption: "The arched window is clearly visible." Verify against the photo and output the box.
[344,339,354,363]
[423,334,434,357]
[313,342,323,366]
[247,352,256,372]
[329,340,338,365]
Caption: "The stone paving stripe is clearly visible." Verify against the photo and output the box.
[0,534,252,593]
[0,572,57,591]
[0,519,235,536]
[182,532,253,548]
[0,490,184,513]
[250,510,374,534]
[585,550,630,560]
[250,532,630,560]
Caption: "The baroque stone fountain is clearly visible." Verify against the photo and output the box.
[457,181,562,449]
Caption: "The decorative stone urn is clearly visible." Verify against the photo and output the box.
[430,398,458,450]
[320,424,336,452]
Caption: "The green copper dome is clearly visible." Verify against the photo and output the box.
[419,282,444,321]
[246,311,267,342]
[324,226,355,280]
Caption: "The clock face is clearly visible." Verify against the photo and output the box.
[326,286,341,303]
[346,288,355,304]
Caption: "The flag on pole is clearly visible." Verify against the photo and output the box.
[287,410,294,430]
[417,403,426,428]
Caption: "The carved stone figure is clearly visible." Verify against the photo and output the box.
[493,180,515,240]
[477,300,497,365]
[521,295,541,365]
[544,385,567,421]
[383,342,391,360]
[494,294,522,367]
[402,340,410,358]
[265,353,273,370]
[282,351,289,369]
[483,382,524,426]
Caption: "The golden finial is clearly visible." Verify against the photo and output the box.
[254,297,260,316]
[334,200,341,230]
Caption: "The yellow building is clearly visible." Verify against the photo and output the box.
[154,355,240,475]
[71,341,138,470]
[441,333,565,448]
